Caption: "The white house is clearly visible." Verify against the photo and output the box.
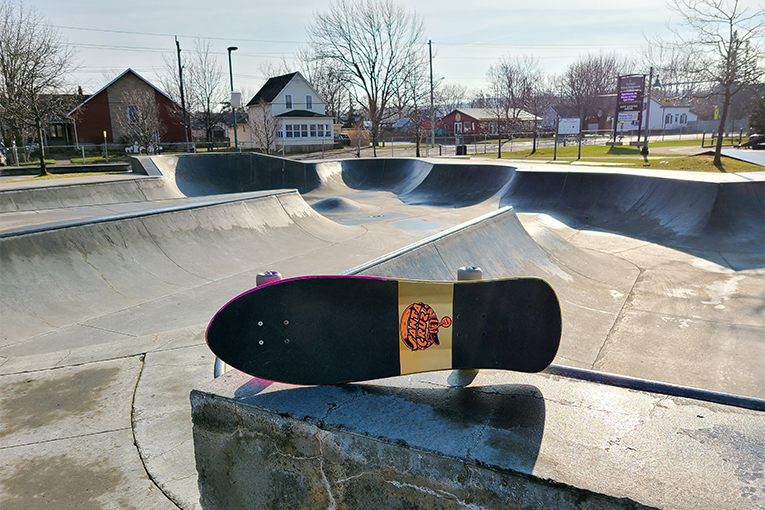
[245,72,334,152]
[646,96,698,132]
[625,95,699,133]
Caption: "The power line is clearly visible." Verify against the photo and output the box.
[69,42,296,58]
[54,24,303,45]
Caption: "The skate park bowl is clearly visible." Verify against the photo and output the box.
[1,152,763,509]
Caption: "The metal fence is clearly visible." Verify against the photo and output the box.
[0,141,200,166]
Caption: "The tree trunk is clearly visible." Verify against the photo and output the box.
[713,85,732,168]
[37,122,48,176]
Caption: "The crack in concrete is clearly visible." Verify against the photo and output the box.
[130,354,183,509]
[384,479,484,509]
[316,429,338,510]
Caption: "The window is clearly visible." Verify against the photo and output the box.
[326,124,331,137]
[310,124,317,137]
[317,124,324,137]
[301,124,308,137]
[127,104,140,124]
[285,95,292,109]
[680,113,687,124]
[665,114,672,125]
[306,95,313,109]
[49,124,65,139]
[285,125,293,138]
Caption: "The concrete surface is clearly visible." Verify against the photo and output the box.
[191,368,764,510]
[1,152,763,508]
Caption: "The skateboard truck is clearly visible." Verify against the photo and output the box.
[447,266,483,387]
[214,271,283,378]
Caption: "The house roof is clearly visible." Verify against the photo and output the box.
[67,68,180,116]
[547,105,579,119]
[248,73,299,106]
[246,71,327,108]
[275,110,332,119]
[448,108,539,122]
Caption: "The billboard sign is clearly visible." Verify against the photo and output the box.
[558,117,581,135]
[616,75,645,125]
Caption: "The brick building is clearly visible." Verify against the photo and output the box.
[67,68,188,144]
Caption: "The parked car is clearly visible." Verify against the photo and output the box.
[334,133,351,146]
[747,134,764,150]
[0,144,7,166]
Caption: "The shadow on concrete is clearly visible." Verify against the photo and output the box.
[232,378,546,475]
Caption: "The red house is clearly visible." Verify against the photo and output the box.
[441,108,539,136]
[67,69,188,144]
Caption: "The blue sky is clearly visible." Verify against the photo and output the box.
[28,0,763,96]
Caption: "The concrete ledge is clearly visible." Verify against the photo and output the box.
[191,370,764,509]
[0,162,131,176]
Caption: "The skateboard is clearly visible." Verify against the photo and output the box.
[206,276,561,385]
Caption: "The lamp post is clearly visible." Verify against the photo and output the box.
[429,40,434,149]
[227,46,239,152]
[643,67,654,152]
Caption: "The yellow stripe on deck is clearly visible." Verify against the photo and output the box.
[398,281,454,375]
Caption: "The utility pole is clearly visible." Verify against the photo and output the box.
[175,36,190,153]
[227,46,239,152]
[429,40,435,150]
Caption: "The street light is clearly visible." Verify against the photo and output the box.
[227,46,239,152]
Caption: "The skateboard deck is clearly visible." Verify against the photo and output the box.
[206,276,561,385]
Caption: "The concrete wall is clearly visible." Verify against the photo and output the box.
[191,368,764,510]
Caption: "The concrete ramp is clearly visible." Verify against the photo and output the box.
[349,207,639,368]
[0,190,364,354]
[501,169,765,261]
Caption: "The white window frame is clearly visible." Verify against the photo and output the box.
[285,94,293,109]
[306,95,313,110]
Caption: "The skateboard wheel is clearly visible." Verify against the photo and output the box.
[257,271,282,287]
[457,266,483,281]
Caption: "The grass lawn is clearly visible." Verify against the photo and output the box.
[68,156,131,164]
[18,159,55,166]
[482,149,761,173]
[1,171,131,184]
[496,145,681,159]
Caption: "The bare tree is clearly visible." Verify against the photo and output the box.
[113,89,166,152]
[161,39,225,149]
[187,40,225,150]
[248,98,280,154]
[0,0,76,174]
[296,48,349,124]
[557,52,629,131]
[436,82,468,116]
[306,0,427,156]
[485,55,541,157]
[663,0,765,166]
[390,46,430,156]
